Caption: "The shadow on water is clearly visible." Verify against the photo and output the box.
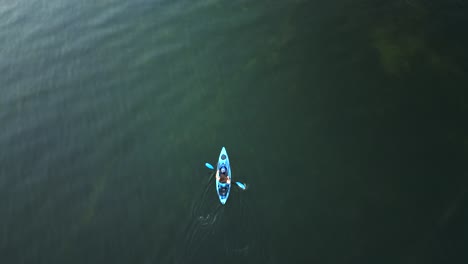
[175,172,266,264]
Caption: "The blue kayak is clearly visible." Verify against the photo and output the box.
[216,147,231,205]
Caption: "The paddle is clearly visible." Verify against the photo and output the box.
[235,182,247,190]
[205,162,214,170]
[205,162,247,190]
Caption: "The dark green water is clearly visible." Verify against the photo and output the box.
[1,0,468,263]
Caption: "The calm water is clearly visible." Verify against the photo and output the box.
[1,0,468,263]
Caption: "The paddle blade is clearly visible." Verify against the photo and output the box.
[235,182,247,190]
[205,162,214,170]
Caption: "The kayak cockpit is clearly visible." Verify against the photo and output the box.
[218,184,229,198]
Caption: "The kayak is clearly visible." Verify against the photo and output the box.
[216,147,231,205]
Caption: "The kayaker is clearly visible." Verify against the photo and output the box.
[217,166,231,184]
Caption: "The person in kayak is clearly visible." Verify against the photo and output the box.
[217,166,231,184]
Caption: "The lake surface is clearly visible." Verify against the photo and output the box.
[1,0,468,263]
